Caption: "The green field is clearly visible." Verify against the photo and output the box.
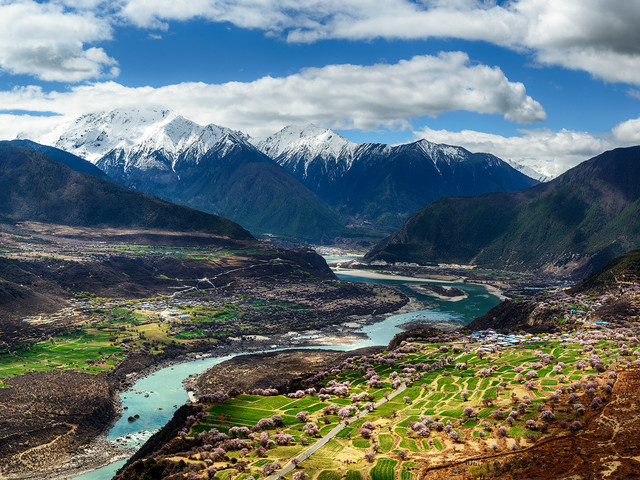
[174,334,628,479]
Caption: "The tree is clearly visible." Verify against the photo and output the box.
[295,411,309,422]
[255,418,274,430]
[539,410,555,422]
[303,422,320,437]
[568,420,583,431]
[261,461,282,476]
[273,433,295,445]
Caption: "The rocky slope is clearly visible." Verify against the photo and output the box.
[469,248,640,333]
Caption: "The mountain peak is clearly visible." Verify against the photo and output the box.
[39,108,178,162]
[411,138,467,161]
[38,108,247,168]
[254,123,356,162]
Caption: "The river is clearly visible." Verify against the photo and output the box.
[69,269,500,479]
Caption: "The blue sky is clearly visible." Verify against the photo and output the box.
[1,0,640,177]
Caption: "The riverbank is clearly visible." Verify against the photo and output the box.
[335,267,509,301]
[188,346,385,399]
[335,268,459,283]
[405,284,468,302]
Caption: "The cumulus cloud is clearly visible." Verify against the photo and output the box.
[6,1,640,85]
[413,126,615,179]
[0,0,117,82]
[612,117,640,144]
[115,0,640,85]
[0,53,545,140]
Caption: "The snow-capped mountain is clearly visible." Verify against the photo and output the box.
[39,108,247,173]
[38,109,346,241]
[504,160,551,182]
[38,108,540,238]
[256,125,540,228]
[253,124,357,172]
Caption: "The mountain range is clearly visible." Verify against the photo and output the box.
[36,108,538,242]
[366,146,640,278]
[257,124,539,228]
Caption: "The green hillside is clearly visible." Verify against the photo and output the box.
[366,146,640,278]
[0,144,252,240]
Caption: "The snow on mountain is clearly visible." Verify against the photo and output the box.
[253,124,357,173]
[40,108,173,163]
[39,108,247,172]
[504,160,552,182]
[414,138,467,163]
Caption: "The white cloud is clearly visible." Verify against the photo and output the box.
[115,0,640,85]
[413,125,615,179]
[0,52,545,140]
[6,1,640,85]
[0,113,66,141]
[612,117,640,144]
[0,0,116,82]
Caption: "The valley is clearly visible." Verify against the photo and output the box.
[107,255,640,480]
[2,3,640,479]
[0,221,412,479]
[1,110,639,480]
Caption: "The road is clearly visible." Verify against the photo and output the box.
[265,383,407,479]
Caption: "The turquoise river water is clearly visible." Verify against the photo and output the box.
[69,270,500,479]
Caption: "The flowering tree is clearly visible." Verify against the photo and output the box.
[539,410,555,422]
[261,461,282,476]
[303,422,320,437]
[273,433,295,445]
[255,418,274,430]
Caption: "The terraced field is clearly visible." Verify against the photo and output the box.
[155,331,632,479]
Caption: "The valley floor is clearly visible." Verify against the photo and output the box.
[110,270,640,480]
[0,222,412,479]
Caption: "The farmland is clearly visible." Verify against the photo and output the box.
[116,324,640,479]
